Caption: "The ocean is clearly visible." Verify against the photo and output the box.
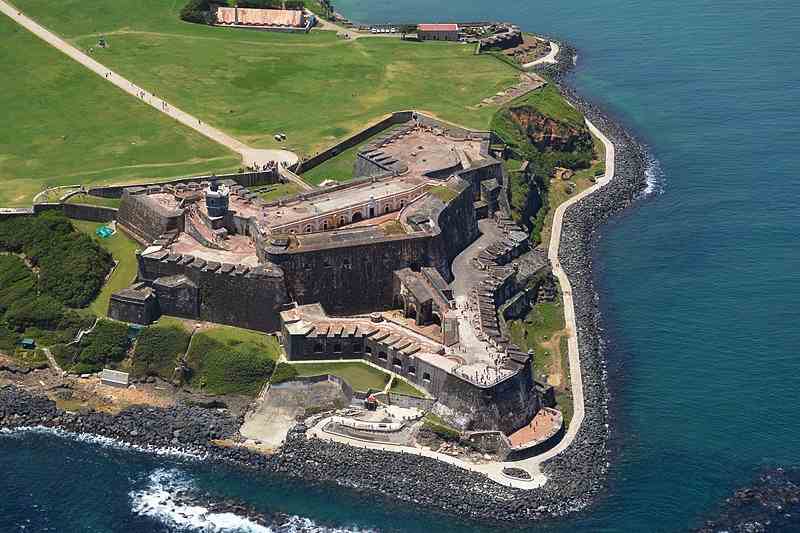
[2,0,799,531]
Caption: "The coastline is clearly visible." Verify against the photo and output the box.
[0,41,648,524]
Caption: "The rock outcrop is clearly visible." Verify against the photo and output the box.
[508,106,592,153]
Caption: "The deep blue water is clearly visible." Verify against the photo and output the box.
[3,1,799,531]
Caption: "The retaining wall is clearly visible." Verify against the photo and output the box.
[87,170,278,199]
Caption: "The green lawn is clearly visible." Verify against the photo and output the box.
[507,300,565,378]
[291,361,391,393]
[185,324,281,395]
[389,376,427,398]
[507,83,585,126]
[13,0,518,162]
[71,219,141,316]
[0,14,239,206]
[65,193,122,209]
[250,182,303,202]
[301,125,404,185]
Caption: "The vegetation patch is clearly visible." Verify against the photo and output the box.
[422,413,461,441]
[269,361,299,384]
[0,213,114,308]
[186,325,280,395]
[131,324,191,380]
[71,220,141,316]
[0,15,238,206]
[492,85,598,243]
[53,319,130,374]
[291,361,391,393]
[428,186,459,204]
[389,376,427,398]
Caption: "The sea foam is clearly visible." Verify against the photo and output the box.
[130,469,373,532]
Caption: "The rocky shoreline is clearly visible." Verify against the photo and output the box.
[0,43,649,525]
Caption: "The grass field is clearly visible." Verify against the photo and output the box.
[0,14,239,206]
[389,376,427,398]
[70,219,141,317]
[186,324,281,396]
[12,0,518,162]
[291,361,391,393]
[507,300,566,381]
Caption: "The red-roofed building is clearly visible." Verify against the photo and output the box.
[417,23,460,42]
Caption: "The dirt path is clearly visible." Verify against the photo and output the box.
[539,329,568,388]
[0,0,303,177]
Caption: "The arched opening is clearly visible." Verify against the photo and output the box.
[323,221,329,230]
[305,225,312,233]
[407,304,417,320]
[338,216,347,227]
[365,346,373,356]
[378,351,388,361]
[351,212,364,223]
[392,357,402,370]
[399,200,405,209]
[369,207,375,218]
[384,204,392,214]
[408,366,416,376]
[423,372,431,383]
[432,312,442,327]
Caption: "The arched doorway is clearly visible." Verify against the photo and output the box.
[351,212,364,223]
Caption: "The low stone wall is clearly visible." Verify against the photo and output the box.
[87,170,278,199]
[297,111,414,174]
[25,202,118,223]
[387,391,436,411]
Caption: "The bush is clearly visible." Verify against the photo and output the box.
[56,319,130,374]
[180,0,211,24]
[199,344,275,395]
[132,325,191,379]
[5,296,65,332]
[0,213,113,308]
[270,362,299,384]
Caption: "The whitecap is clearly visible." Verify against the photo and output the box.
[640,151,665,197]
[0,425,206,460]
[130,469,373,532]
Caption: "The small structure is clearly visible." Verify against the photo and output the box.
[205,181,230,218]
[20,338,35,350]
[417,23,459,42]
[100,369,130,388]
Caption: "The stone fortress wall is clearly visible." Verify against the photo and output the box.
[107,112,549,433]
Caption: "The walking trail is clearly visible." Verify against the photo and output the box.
[0,0,311,191]
[522,40,560,68]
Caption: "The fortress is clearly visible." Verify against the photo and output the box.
[109,113,556,434]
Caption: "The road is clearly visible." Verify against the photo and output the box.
[0,0,304,178]
[522,40,560,68]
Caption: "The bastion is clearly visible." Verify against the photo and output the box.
[108,113,553,433]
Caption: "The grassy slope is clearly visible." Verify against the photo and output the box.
[71,219,140,316]
[0,15,238,206]
[507,301,565,380]
[291,361,390,393]
[13,0,517,161]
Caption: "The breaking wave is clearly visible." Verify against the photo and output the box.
[640,150,665,197]
[131,469,376,533]
[0,425,206,460]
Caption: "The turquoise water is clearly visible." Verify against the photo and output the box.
[2,1,799,531]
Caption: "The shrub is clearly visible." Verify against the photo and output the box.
[270,362,299,384]
[0,213,113,308]
[180,0,211,24]
[199,344,275,396]
[56,319,131,373]
[132,325,191,379]
[423,415,461,441]
[5,296,65,332]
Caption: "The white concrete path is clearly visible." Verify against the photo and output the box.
[0,1,308,188]
[522,40,560,68]
[307,118,616,490]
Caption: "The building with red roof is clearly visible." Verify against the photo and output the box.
[417,23,460,42]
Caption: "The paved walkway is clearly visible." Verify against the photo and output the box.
[307,120,616,489]
[522,40,560,68]
[307,416,548,489]
[0,1,302,176]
